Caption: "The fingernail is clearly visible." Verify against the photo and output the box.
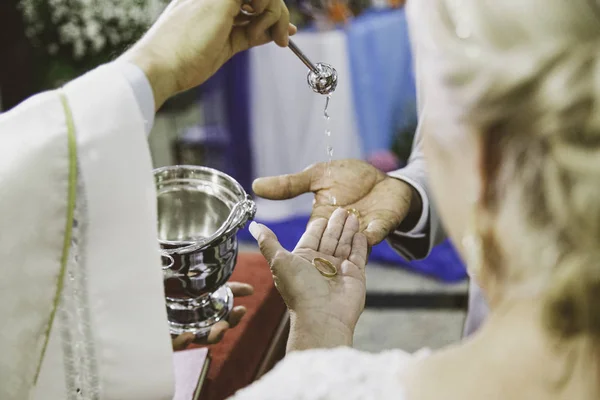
[234,305,247,314]
[249,221,259,239]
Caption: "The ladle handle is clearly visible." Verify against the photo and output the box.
[288,40,319,74]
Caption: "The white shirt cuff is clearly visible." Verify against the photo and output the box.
[112,61,155,136]
[387,171,429,236]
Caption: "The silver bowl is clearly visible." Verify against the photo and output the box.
[154,165,256,337]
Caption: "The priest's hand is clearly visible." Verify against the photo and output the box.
[252,159,420,246]
[171,282,254,351]
[121,0,296,109]
[249,208,368,351]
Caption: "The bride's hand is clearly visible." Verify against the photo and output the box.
[249,208,368,347]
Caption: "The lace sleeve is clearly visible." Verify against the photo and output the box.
[230,347,426,400]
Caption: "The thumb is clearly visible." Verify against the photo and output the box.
[249,222,287,265]
[363,220,393,247]
[252,167,313,200]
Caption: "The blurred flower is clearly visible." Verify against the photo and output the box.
[326,0,352,24]
[388,0,406,8]
[367,150,400,173]
[19,0,168,60]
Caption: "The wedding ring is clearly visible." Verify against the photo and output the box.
[240,0,258,16]
[312,257,338,278]
[347,208,360,219]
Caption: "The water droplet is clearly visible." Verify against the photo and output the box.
[323,95,334,194]
[324,95,331,120]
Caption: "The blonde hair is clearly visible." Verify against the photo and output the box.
[409,0,600,338]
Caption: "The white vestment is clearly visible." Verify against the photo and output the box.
[0,64,175,400]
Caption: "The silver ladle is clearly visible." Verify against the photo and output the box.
[239,1,338,95]
[288,40,338,95]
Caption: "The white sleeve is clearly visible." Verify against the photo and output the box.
[0,89,72,400]
[385,111,443,261]
[0,63,174,400]
[60,63,174,399]
[116,61,156,135]
[388,166,429,237]
[230,347,418,400]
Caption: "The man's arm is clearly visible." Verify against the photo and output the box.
[385,111,446,261]
[118,62,156,135]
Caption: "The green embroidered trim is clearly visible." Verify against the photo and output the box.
[34,90,78,383]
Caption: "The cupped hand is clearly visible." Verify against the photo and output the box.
[252,159,414,246]
[122,0,297,109]
[249,208,368,335]
[171,282,254,351]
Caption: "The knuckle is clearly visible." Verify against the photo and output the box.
[284,175,294,197]
[336,244,351,255]
[253,0,267,13]
[258,237,270,251]
[322,232,336,242]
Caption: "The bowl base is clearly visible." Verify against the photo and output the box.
[167,285,234,337]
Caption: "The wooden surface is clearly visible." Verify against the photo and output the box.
[190,253,287,400]
[255,311,290,380]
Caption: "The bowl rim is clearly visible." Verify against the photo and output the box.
[154,165,246,195]
[153,165,252,250]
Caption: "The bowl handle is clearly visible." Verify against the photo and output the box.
[232,195,257,230]
[161,195,256,257]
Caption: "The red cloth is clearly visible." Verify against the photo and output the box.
[189,253,286,400]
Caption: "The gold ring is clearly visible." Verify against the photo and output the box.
[312,257,338,278]
[347,208,360,219]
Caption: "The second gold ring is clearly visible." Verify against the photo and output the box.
[312,257,338,278]
[347,208,360,219]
